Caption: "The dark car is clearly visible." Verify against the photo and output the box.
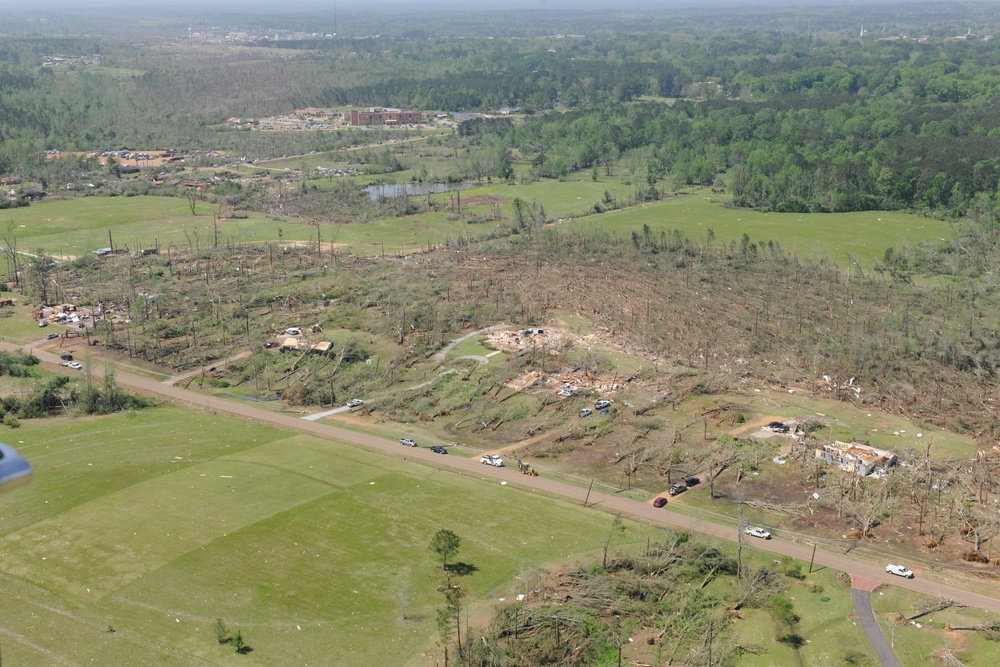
[60,353,73,361]
[430,445,448,454]
[684,476,700,487]
[669,483,687,496]
[653,497,667,508]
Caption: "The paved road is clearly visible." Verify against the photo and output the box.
[9,340,1000,616]
[853,587,902,667]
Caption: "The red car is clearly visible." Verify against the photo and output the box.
[653,497,667,508]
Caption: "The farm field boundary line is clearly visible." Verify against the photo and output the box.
[8,340,1000,615]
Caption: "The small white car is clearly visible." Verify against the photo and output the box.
[399,438,417,447]
[579,408,593,417]
[346,399,364,408]
[66,361,82,370]
[886,564,914,578]
[745,527,771,539]
[595,399,611,410]
[38,320,48,328]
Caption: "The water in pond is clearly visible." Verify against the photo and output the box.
[363,182,477,200]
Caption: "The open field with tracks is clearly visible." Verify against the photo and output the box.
[0,407,632,665]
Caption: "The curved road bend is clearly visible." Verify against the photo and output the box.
[10,342,1000,616]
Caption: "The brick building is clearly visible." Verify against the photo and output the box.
[349,108,423,126]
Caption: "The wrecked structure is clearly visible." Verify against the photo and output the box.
[815,441,897,476]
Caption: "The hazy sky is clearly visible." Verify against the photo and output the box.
[0,0,852,10]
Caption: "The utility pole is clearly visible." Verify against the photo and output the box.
[583,479,594,507]
[809,543,817,573]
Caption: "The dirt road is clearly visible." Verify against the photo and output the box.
[9,340,1000,616]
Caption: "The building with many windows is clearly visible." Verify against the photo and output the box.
[349,108,423,125]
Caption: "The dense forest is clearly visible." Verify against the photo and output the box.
[5,5,1000,216]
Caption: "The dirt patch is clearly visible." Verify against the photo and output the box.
[730,415,790,436]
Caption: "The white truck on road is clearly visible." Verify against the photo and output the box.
[886,564,914,578]
[480,454,504,467]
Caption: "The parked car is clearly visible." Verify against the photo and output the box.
[669,483,687,496]
[346,399,364,408]
[66,361,82,370]
[578,408,593,417]
[430,445,448,454]
[45,333,59,340]
[745,527,771,539]
[653,497,667,508]
[594,399,611,410]
[886,564,914,578]
[684,476,701,487]
[399,438,417,447]
[60,353,73,361]
[38,320,48,328]
[480,454,504,467]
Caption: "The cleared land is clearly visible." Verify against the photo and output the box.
[0,407,630,666]
[4,174,952,267]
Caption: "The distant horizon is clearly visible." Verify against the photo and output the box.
[0,0,953,11]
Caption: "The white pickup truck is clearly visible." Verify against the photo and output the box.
[885,564,914,578]
[480,454,504,467]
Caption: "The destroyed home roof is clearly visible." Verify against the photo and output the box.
[822,441,895,464]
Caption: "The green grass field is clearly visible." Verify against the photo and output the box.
[0,406,634,666]
[725,562,868,666]
[0,196,307,255]
[563,193,955,269]
[5,176,953,267]
[872,586,1000,666]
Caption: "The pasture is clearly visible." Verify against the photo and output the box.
[0,406,630,665]
[3,179,952,268]
[0,196,299,256]
[565,194,955,269]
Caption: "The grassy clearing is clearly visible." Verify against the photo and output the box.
[872,586,1000,666]
[563,193,954,269]
[0,406,631,666]
[5,166,953,269]
[1,195,306,253]
[448,334,493,358]
[704,548,873,666]
[730,389,978,460]
[548,308,596,335]
[0,305,53,344]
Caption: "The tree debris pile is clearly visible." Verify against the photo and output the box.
[461,531,805,667]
